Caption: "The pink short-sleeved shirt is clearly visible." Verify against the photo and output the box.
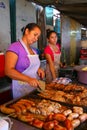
[44,44,61,61]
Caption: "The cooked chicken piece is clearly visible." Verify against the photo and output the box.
[79,89,87,98]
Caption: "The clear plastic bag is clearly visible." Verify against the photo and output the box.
[53,77,72,85]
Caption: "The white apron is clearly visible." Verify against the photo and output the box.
[46,45,61,83]
[12,40,40,99]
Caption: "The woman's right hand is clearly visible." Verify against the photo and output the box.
[27,77,39,88]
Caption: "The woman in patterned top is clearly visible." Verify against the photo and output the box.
[44,30,62,83]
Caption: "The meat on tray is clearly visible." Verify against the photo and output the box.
[41,83,87,106]
[0,82,87,130]
[0,96,87,130]
[46,83,85,92]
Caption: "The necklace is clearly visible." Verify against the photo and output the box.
[49,44,58,52]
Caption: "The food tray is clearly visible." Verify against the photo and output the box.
[0,89,87,130]
[41,83,87,108]
[38,93,87,111]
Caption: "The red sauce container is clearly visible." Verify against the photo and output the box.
[0,53,5,77]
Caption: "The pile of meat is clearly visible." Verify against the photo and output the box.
[39,83,87,106]
[0,99,87,130]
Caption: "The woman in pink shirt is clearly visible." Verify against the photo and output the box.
[44,30,62,83]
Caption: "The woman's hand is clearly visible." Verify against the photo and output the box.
[27,68,45,88]
[37,68,45,79]
[60,62,67,68]
[27,77,39,87]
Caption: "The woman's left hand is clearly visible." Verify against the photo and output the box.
[37,68,45,79]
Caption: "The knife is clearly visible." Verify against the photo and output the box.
[37,80,45,92]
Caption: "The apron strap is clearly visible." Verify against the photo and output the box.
[19,39,30,55]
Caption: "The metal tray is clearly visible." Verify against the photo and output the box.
[0,89,87,130]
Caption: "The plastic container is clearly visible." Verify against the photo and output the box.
[74,65,87,84]
[77,71,87,84]
[0,116,13,130]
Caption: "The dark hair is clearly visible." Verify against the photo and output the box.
[46,29,57,39]
[21,23,41,35]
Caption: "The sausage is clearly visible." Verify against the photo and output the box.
[32,119,44,129]
[67,116,73,121]
[69,113,79,118]
[10,104,22,115]
[73,106,83,115]
[0,105,15,114]
[19,99,35,106]
[68,113,79,120]
[15,103,26,113]
[18,114,34,122]
[43,121,54,130]
[17,100,32,110]
[64,119,74,130]
[63,109,72,116]
[54,125,67,130]
[46,113,54,121]
[79,113,87,123]
[53,120,59,126]
[71,119,80,128]
[53,113,66,122]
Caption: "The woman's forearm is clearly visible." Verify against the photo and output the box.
[49,63,56,79]
[5,68,31,83]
